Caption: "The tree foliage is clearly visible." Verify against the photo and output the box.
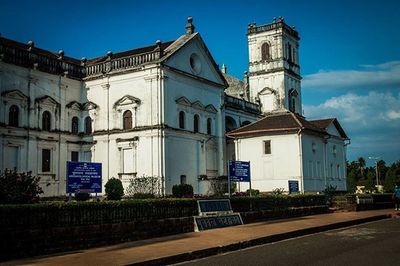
[347,158,400,193]
[0,169,43,204]
[105,177,124,200]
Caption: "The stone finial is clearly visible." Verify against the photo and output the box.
[185,16,195,35]
[27,40,34,51]
[81,57,87,66]
[107,51,113,57]
[273,17,276,23]
[221,64,227,74]
[58,50,64,60]
[156,40,163,57]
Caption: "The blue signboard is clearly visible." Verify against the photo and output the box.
[67,161,102,193]
[288,180,299,194]
[228,160,251,182]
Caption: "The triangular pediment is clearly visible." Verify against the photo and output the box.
[66,101,83,110]
[114,95,141,108]
[1,90,29,101]
[205,104,218,113]
[163,34,227,87]
[83,101,98,111]
[175,96,191,106]
[191,100,205,111]
[35,95,59,107]
[259,87,276,95]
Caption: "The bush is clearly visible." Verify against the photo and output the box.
[75,193,90,201]
[0,169,43,204]
[246,189,260,196]
[105,178,124,200]
[126,175,160,197]
[172,184,194,198]
[130,193,155,199]
[323,185,337,206]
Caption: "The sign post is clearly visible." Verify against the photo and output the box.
[288,180,299,194]
[228,160,251,196]
[67,162,102,194]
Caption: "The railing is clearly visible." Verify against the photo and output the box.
[225,95,261,114]
[86,50,161,77]
[248,21,299,39]
[0,41,85,78]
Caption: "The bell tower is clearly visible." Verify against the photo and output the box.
[247,17,302,114]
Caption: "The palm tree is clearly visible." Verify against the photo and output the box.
[358,157,366,178]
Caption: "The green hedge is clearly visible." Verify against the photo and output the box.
[0,195,327,229]
[0,199,198,229]
[230,194,326,212]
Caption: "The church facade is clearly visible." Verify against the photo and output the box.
[0,17,348,196]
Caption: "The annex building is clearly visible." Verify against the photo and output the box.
[0,17,349,196]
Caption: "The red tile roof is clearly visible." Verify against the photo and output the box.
[226,111,348,139]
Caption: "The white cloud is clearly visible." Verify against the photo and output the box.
[303,61,400,91]
[304,91,400,163]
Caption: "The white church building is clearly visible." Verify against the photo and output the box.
[0,17,349,196]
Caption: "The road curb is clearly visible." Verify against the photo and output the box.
[127,214,391,266]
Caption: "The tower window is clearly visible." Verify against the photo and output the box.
[179,111,185,129]
[288,42,293,62]
[261,43,270,61]
[42,111,51,131]
[42,149,51,172]
[194,114,200,133]
[123,110,132,129]
[71,116,79,134]
[207,118,212,135]
[263,140,271,154]
[9,105,19,127]
[84,116,92,134]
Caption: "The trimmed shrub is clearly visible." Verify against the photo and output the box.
[246,189,260,196]
[172,184,194,198]
[105,178,124,200]
[75,193,90,201]
[0,169,43,204]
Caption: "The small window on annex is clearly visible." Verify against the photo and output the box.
[123,110,132,129]
[42,149,51,172]
[263,140,271,154]
[261,43,270,61]
[9,105,19,127]
[84,116,92,134]
[193,114,200,133]
[179,111,185,129]
[71,151,79,162]
[180,175,187,185]
[207,118,212,135]
[42,111,51,131]
[71,117,79,134]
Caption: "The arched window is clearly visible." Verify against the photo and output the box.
[42,111,51,131]
[261,43,270,61]
[84,116,92,134]
[207,118,212,135]
[287,42,292,62]
[9,105,19,127]
[123,110,132,129]
[71,116,79,134]
[193,114,200,133]
[179,111,185,129]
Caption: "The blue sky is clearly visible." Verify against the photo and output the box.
[1,0,399,165]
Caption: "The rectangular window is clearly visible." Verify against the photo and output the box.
[71,151,79,162]
[263,140,271,154]
[42,149,51,172]
[180,175,187,185]
[123,148,134,173]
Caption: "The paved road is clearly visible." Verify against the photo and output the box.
[178,218,400,266]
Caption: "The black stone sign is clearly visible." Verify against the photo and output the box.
[194,214,243,231]
[197,199,232,214]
